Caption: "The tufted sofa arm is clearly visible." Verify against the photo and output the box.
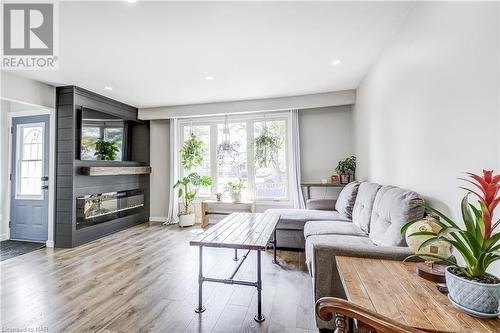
[306,198,337,211]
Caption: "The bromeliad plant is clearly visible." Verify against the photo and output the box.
[402,170,500,278]
[174,173,213,215]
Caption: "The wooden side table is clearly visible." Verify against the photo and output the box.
[200,200,256,227]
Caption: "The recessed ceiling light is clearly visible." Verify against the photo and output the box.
[125,0,137,3]
[332,59,342,66]
[205,76,214,81]
[105,86,113,91]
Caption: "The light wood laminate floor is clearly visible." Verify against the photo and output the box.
[1,223,318,333]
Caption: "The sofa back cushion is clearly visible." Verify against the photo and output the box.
[335,181,360,219]
[352,182,382,234]
[369,186,425,246]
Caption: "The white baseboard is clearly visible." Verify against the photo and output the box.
[150,216,168,223]
[46,240,54,248]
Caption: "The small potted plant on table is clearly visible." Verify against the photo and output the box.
[403,170,500,317]
[335,156,356,184]
[226,177,245,203]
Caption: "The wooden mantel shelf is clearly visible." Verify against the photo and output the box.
[81,166,152,176]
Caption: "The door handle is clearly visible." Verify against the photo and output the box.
[41,176,49,181]
[42,185,49,190]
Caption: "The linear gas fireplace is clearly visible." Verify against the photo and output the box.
[76,189,144,229]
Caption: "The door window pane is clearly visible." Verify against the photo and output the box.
[254,120,287,199]
[17,125,44,197]
[217,122,248,197]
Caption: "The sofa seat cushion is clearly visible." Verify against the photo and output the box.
[352,182,381,234]
[266,209,350,230]
[305,234,415,275]
[369,186,425,247]
[304,221,367,239]
[335,181,360,219]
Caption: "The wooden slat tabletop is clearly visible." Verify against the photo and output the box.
[336,257,500,333]
[189,213,280,250]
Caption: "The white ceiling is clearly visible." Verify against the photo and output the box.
[10,1,412,108]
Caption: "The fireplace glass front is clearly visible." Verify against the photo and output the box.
[76,189,144,229]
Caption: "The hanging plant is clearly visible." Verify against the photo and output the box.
[181,133,205,172]
[217,141,240,166]
[254,127,282,168]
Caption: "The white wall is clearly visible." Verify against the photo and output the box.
[1,71,55,108]
[300,106,353,198]
[0,101,10,240]
[139,90,355,120]
[149,120,170,222]
[354,0,499,273]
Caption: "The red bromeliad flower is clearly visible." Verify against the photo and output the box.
[460,170,500,240]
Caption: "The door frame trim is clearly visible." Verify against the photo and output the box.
[7,109,56,247]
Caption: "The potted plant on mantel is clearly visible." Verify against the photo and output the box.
[402,170,500,317]
[94,140,119,160]
[226,177,245,203]
[174,132,213,227]
[335,156,356,185]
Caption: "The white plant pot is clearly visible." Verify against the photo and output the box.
[231,193,241,203]
[445,266,500,315]
[178,213,195,227]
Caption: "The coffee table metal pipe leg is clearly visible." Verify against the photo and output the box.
[272,229,278,264]
[233,248,238,261]
[195,246,206,313]
[254,250,265,322]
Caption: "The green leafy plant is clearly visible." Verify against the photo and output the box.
[335,155,356,175]
[402,170,500,278]
[254,127,282,168]
[226,177,245,194]
[174,172,213,215]
[181,133,205,171]
[94,140,119,160]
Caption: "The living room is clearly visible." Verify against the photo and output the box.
[0,1,499,332]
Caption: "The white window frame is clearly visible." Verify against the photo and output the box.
[15,122,45,200]
[178,112,291,203]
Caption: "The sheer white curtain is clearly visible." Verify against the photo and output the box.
[165,118,179,224]
[290,109,305,209]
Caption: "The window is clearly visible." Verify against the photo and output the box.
[80,109,124,161]
[179,113,289,201]
[16,123,44,199]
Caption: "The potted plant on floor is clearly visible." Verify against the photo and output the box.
[174,132,213,227]
[402,170,500,317]
[335,156,356,184]
[226,177,245,203]
[174,173,213,227]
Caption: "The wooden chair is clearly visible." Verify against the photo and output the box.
[316,297,450,333]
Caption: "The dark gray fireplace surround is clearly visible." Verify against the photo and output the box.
[55,86,150,247]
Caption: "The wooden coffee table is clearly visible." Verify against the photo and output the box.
[335,257,500,332]
[190,212,280,322]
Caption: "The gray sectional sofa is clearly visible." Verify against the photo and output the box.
[267,181,425,331]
